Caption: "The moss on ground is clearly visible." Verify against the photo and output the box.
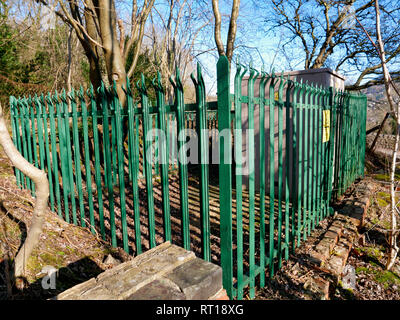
[373,170,400,182]
[356,264,400,289]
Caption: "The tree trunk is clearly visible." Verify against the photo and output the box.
[95,0,127,105]
[374,0,400,270]
[387,127,399,270]
[0,104,49,282]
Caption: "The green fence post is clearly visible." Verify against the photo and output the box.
[306,85,313,236]
[10,97,22,188]
[268,71,277,277]
[233,61,247,299]
[153,72,172,244]
[78,87,95,232]
[291,81,299,251]
[247,64,258,298]
[16,98,30,190]
[99,83,117,247]
[40,94,55,213]
[88,85,105,239]
[124,79,142,254]
[311,86,318,230]
[170,69,190,251]
[113,81,129,253]
[69,90,85,227]
[326,87,336,214]
[302,83,311,241]
[137,74,157,249]
[217,55,233,299]
[191,64,210,261]
[259,68,268,287]
[61,90,77,225]
[284,75,293,261]
[277,74,285,268]
[296,82,305,246]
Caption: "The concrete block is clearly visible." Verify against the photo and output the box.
[166,258,222,300]
[127,278,186,300]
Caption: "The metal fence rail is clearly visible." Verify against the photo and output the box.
[9,57,367,300]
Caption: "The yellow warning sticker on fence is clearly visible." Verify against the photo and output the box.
[323,110,330,143]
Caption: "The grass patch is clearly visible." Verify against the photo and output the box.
[374,169,400,182]
[376,198,389,208]
[375,270,400,289]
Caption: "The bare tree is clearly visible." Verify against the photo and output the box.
[357,0,400,270]
[35,0,155,103]
[0,104,49,285]
[211,0,240,63]
[260,0,400,91]
[147,0,211,101]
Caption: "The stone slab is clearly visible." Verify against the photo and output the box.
[165,257,222,300]
[127,278,186,300]
[56,242,196,300]
[55,241,225,301]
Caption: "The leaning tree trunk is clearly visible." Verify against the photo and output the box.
[0,104,49,283]
[373,0,400,270]
[387,126,399,270]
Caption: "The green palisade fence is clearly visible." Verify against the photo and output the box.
[9,57,367,300]
[215,55,367,299]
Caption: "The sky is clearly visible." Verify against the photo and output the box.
[8,0,398,95]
